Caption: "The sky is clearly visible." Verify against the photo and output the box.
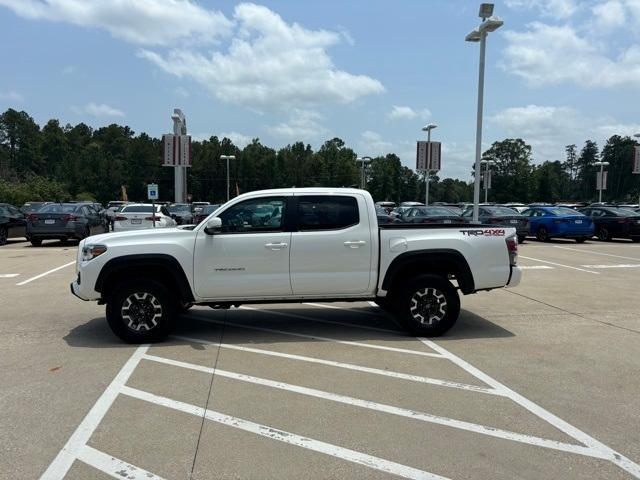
[1,0,639,180]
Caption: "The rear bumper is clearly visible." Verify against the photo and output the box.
[506,266,522,288]
[27,225,80,238]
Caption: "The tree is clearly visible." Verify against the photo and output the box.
[480,139,534,203]
[576,140,599,201]
[601,135,639,202]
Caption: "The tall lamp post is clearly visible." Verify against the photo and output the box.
[594,161,609,203]
[635,134,640,206]
[220,155,236,202]
[356,156,372,189]
[421,124,437,206]
[466,3,503,223]
[480,159,495,203]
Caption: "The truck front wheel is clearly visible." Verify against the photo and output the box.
[392,275,460,336]
[106,279,176,343]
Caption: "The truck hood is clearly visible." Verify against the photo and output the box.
[85,227,196,245]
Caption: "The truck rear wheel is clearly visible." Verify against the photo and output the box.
[106,279,176,343]
[392,274,460,337]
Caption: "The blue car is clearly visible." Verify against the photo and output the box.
[522,206,594,243]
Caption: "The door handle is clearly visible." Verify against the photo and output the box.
[344,240,366,248]
[265,242,288,250]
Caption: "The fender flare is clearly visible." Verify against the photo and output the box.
[381,249,475,294]
[95,254,194,302]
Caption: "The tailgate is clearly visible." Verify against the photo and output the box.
[378,225,515,293]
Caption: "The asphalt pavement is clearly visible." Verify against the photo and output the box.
[1,237,639,479]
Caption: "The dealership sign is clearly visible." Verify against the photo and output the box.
[162,134,192,167]
[416,141,442,172]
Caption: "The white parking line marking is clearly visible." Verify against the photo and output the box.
[173,335,500,396]
[420,339,640,479]
[142,353,602,459]
[40,346,150,480]
[519,256,599,274]
[240,305,401,334]
[76,445,165,480]
[0,273,20,278]
[121,386,450,480]
[519,265,555,270]
[185,313,444,359]
[581,264,640,269]
[16,260,75,286]
[553,246,640,261]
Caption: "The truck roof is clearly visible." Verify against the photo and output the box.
[236,187,368,198]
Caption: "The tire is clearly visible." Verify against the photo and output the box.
[598,228,611,241]
[632,238,640,243]
[106,278,176,343]
[391,274,460,337]
[575,237,587,243]
[30,238,42,247]
[79,226,90,240]
[0,226,7,246]
[517,234,526,244]
[60,238,69,246]
[536,227,549,242]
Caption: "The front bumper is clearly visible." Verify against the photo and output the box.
[70,281,89,301]
[506,266,523,288]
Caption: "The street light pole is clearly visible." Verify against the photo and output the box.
[356,156,372,189]
[466,4,503,223]
[421,124,437,206]
[220,155,236,202]
[635,134,640,206]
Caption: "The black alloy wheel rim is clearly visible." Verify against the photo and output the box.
[409,288,448,325]
[121,292,163,331]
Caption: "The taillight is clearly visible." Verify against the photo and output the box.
[145,216,160,221]
[506,235,518,266]
[617,218,630,224]
[490,218,502,223]
[114,215,126,221]
[27,214,38,221]
[553,219,562,224]
[63,214,77,222]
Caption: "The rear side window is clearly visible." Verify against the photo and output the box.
[297,196,359,231]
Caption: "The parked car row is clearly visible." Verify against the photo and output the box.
[374,200,640,243]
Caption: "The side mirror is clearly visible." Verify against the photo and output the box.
[204,217,223,235]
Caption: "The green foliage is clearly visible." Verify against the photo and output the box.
[1,108,638,206]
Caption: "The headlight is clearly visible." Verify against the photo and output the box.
[81,244,107,262]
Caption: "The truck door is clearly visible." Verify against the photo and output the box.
[290,194,372,295]
[193,196,293,299]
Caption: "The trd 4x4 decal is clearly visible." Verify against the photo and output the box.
[460,229,506,237]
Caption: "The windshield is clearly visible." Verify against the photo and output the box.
[484,206,519,216]
[615,207,640,216]
[549,207,581,216]
[412,207,457,216]
[38,204,78,214]
[121,205,156,213]
[168,204,190,213]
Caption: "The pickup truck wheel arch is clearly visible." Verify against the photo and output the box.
[95,254,195,303]
[381,250,475,296]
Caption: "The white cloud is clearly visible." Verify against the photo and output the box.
[267,109,328,140]
[0,90,23,102]
[61,65,75,75]
[71,102,125,118]
[174,86,190,98]
[0,0,232,45]
[359,130,392,155]
[488,104,640,162]
[220,131,252,147]
[139,3,384,111]
[387,105,431,121]
[501,22,640,87]
[504,0,579,18]
[591,0,627,30]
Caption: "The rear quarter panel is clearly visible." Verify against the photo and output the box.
[379,226,514,292]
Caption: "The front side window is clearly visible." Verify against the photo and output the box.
[297,196,359,231]
[218,197,286,233]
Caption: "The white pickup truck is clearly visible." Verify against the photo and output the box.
[71,188,522,342]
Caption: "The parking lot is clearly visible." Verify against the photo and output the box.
[1,238,639,479]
